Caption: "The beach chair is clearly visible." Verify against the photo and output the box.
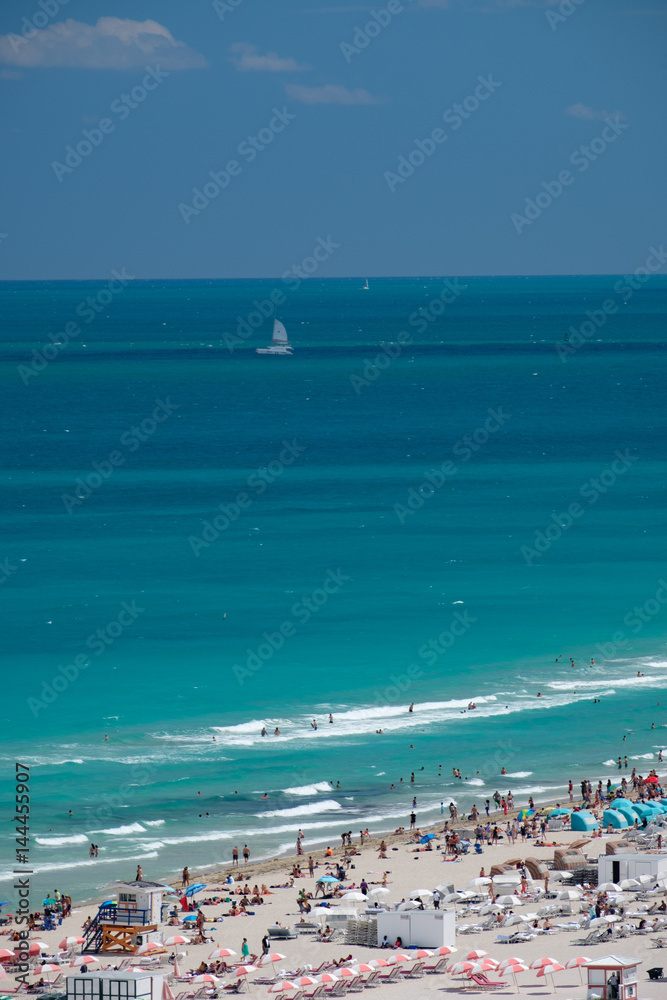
[469,973,508,989]
[324,981,348,996]
[424,958,449,975]
[303,987,325,999]
[575,928,606,946]
[399,962,423,979]
[361,971,379,988]
[376,966,401,984]
[343,976,365,992]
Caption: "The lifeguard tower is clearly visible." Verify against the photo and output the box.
[82,881,168,955]
[584,955,639,1000]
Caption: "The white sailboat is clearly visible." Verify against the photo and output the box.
[363,278,369,290]
[256,313,293,355]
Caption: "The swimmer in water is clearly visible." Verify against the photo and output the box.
[274,727,280,735]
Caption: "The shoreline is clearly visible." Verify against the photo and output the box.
[174,794,590,897]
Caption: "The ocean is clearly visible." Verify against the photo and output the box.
[2,274,667,905]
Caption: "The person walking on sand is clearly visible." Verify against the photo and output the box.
[243,844,250,865]
[261,933,270,956]
[182,866,190,888]
[136,865,143,880]
[241,938,250,959]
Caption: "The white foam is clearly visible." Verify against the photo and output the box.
[90,822,146,835]
[255,800,343,819]
[466,778,485,786]
[0,852,159,883]
[603,759,617,767]
[283,781,332,796]
[144,819,165,827]
[630,753,654,760]
[506,772,532,778]
[35,834,89,846]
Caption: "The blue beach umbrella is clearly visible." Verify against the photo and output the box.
[548,809,571,817]
[420,834,436,844]
[182,914,197,922]
[184,883,207,897]
[316,875,339,884]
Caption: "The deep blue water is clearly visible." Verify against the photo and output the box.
[2,276,666,902]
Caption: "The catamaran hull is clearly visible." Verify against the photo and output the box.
[256,346,293,355]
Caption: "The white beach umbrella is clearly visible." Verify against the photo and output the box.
[619,878,641,890]
[342,891,366,902]
[591,914,620,927]
[480,903,503,914]
[409,888,434,897]
[545,870,570,882]
[496,894,522,906]
[467,877,492,888]
[368,887,390,897]
[597,882,621,892]
[558,889,583,900]
[396,899,419,910]
[442,892,462,903]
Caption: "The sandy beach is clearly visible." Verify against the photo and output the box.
[6,809,666,999]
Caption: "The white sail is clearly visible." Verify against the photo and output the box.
[272,319,289,344]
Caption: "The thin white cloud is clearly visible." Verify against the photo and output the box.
[566,103,627,121]
[229,43,310,72]
[285,83,385,105]
[0,17,207,70]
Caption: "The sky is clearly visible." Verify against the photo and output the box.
[0,0,665,279]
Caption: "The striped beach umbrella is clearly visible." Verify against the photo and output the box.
[235,965,257,977]
[209,948,236,959]
[260,953,286,968]
[465,950,489,961]
[566,956,591,984]
[449,961,477,976]
[536,963,565,993]
[59,937,84,950]
[190,974,219,985]
[268,981,299,993]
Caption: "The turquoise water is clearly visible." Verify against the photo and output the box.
[2,276,667,903]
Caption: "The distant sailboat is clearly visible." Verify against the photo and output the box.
[363,278,369,290]
[256,312,293,356]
